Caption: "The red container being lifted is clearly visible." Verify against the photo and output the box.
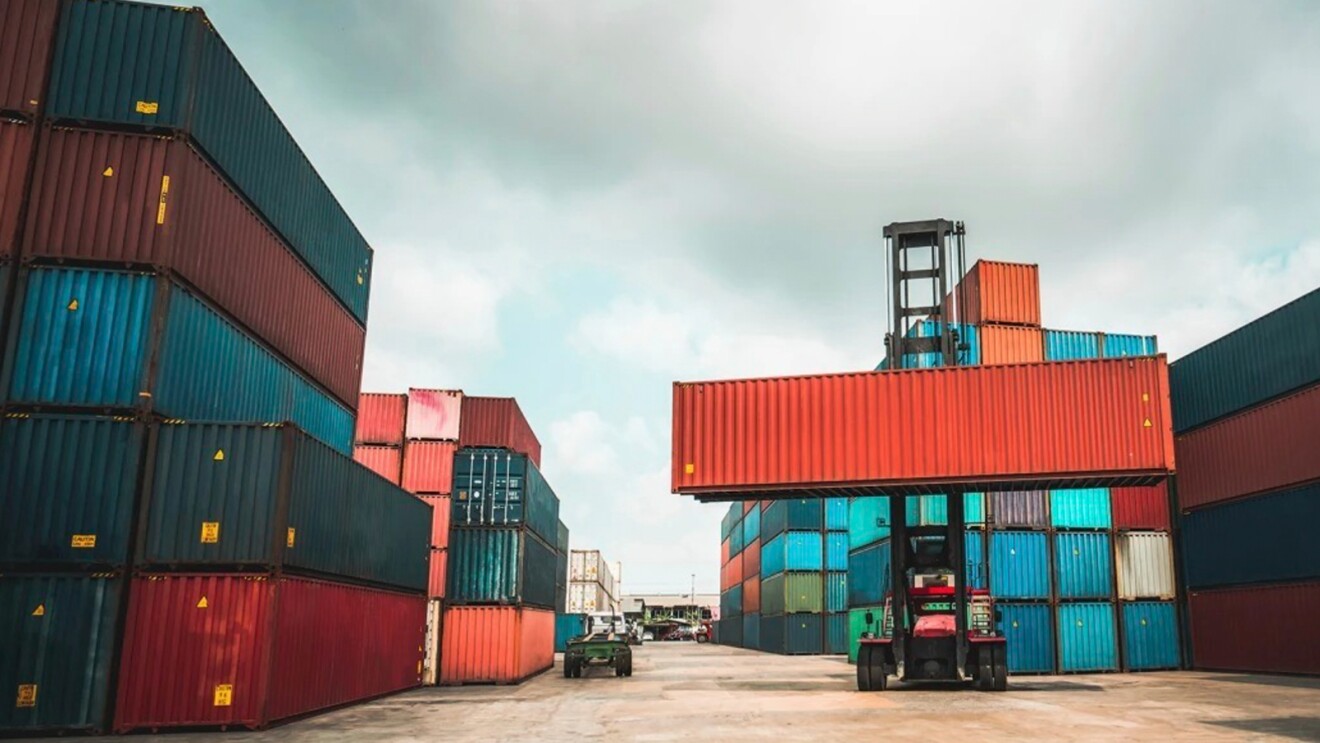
[459,396,542,466]
[672,357,1175,499]
[114,574,425,732]
[406,388,462,441]
[1174,381,1320,512]
[1187,581,1320,675]
[356,393,407,445]
[1110,483,1171,531]
[0,118,34,258]
[353,445,403,485]
[0,0,59,118]
[944,259,1042,327]
[402,440,457,494]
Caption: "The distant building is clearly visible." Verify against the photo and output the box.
[621,593,718,622]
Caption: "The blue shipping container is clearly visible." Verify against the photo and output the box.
[1121,601,1179,670]
[1053,532,1114,599]
[721,584,744,619]
[743,613,760,651]
[451,448,561,549]
[965,530,987,590]
[825,498,848,530]
[1044,330,1102,361]
[555,613,590,652]
[447,527,558,609]
[991,531,1050,599]
[762,531,823,577]
[847,540,891,607]
[902,320,981,368]
[1057,602,1118,672]
[998,603,1055,673]
[826,613,847,655]
[848,497,890,550]
[721,615,743,647]
[721,504,740,540]
[826,571,847,613]
[1103,334,1157,358]
[1050,489,1112,529]
[760,613,825,655]
[729,517,745,556]
[1181,484,1320,588]
[826,532,848,571]
[760,499,823,542]
[742,506,761,547]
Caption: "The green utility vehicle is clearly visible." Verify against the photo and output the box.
[563,631,634,678]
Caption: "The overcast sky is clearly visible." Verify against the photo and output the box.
[205,0,1320,595]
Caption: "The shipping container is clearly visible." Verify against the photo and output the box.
[0,573,121,734]
[23,127,365,406]
[964,530,987,590]
[356,393,406,445]
[729,517,745,556]
[1174,382,1320,510]
[719,538,730,572]
[402,440,457,494]
[352,445,402,486]
[1115,532,1175,599]
[990,491,1048,528]
[1181,484,1320,589]
[721,585,743,619]
[428,548,447,599]
[1056,602,1118,672]
[1044,330,1101,361]
[422,600,442,685]
[115,574,424,731]
[741,504,760,546]
[893,320,981,369]
[0,413,145,566]
[568,581,612,613]
[826,533,848,571]
[847,541,891,607]
[554,613,589,653]
[848,497,890,550]
[0,0,59,117]
[741,577,760,614]
[1053,532,1113,599]
[826,613,847,655]
[741,538,761,578]
[1049,489,1111,529]
[998,603,1055,673]
[451,448,559,547]
[721,613,744,647]
[721,503,740,540]
[1169,287,1320,433]
[1103,334,1157,358]
[762,531,823,577]
[569,550,615,587]
[913,493,985,526]
[760,613,824,655]
[45,0,373,321]
[944,260,1041,327]
[140,422,431,591]
[723,552,744,589]
[760,498,823,541]
[1121,601,1179,670]
[742,500,755,515]
[1187,581,1320,675]
[990,531,1049,599]
[743,613,761,651]
[5,267,354,452]
[458,397,541,467]
[420,495,451,550]
[446,527,557,609]
[1,118,35,260]
[825,572,847,613]
[405,388,461,441]
[1110,483,1171,531]
[847,605,885,663]
[556,520,570,555]
[980,325,1045,366]
[825,498,848,530]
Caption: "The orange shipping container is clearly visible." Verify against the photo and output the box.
[945,259,1041,327]
[356,393,407,445]
[429,548,448,599]
[742,538,761,577]
[421,495,452,549]
[402,440,457,494]
[353,445,402,485]
[440,606,554,685]
[980,325,1044,365]
[742,577,760,613]
[720,537,730,567]
[672,357,1175,499]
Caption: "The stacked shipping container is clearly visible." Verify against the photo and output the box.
[569,549,619,614]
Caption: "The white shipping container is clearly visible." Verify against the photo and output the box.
[422,599,443,685]
[569,550,614,588]
[1116,532,1176,599]
[568,581,613,613]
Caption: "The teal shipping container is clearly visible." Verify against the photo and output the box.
[848,497,890,550]
[896,320,981,368]
[825,572,847,613]
[451,448,561,549]
[1121,601,1180,670]
[847,540,891,607]
[1103,334,1157,358]
[4,267,353,453]
[140,422,431,591]
[760,499,822,542]
[556,520,570,554]
[1044,330,1101,361]
[554,613,589,652]
[826,533,848,571]
[447,527,558,609]
[729,515,745,556]
[762,531,822,576]
[826,613,847,655]
[990,531,1050,599]
[742,505,760,547]
[964,530,987,590]
[743,613,760,651]
[721,503,740,540]
[1181,484,1320,588]
[1050,489,1112,529]
[998,603,1055,673]
[760,613,824,655]
[45,0,373,322]
[1058,602,1118,672]
[0,574,122,734]
[1053,532,1114,599]
[721,584,743,619]
[721,614,743,647]
[825,498,848,530]
[0,415,146,566]
[913,493,985,526]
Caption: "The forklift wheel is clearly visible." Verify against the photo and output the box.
[856,646,874,691]
[857,646,888,692]
[991,647,1008,692]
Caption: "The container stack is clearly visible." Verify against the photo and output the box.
[400,389,462,610]
[568,549,619,614]
[353,393,407,484]
[552,521,585,652]
[716,502,746,647]
[1171,288,1320,676]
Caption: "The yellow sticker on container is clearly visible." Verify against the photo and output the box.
[1142,393,1150,402]
[71,534,97,548]
[156,175,170,225]
[67,299,79,311]
[213,684,232,707]
[1143,419,1152,428]
[684,463,694,475]
[200,522,220,543]
[135,101,159,115]
[103,167,114,177]
[31,604,44,617]
[213,449,225,462]
[197,596,209,609]
[1140,618,1148,626]
[16,684,37,708]
[286,528,296,548]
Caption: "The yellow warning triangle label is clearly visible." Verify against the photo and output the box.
[1143,419,1152,428]
[103,167,114,177]
[197,596,208,609]
[213,449,225,461]
[32,604,45,617]
[67,299,79,311]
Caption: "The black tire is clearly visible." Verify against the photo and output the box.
[873,666,888,691]
[563,659,573,679]
[573,663,583,679]
[992,647,1008,692]
[857,645,874,692]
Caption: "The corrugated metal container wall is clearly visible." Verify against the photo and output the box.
[1181,484,1320,588]
[760,499,822,541]
[1053,532,1113,599]
[1049,489,1111,529]
[990,531,1049,599]
[964,530,987,590]
[1168,287,1320,433]
[405,389,461,441]
[998,603,1055,673]
[721,584,743,618]
[0,574,121,734]
[760,573,823,616]
[356,393,406,445]
[729,517,745,556]
[1103,334,1157,358]
[742,613,760,650]
[761,531,822,577]
[903,320,981,368]
[847,606,885,663]
[741,538,760,578]
[727,551,744,586]
[741,505,760,547]
[825,498,848,530]
[0,414,144,566]
[1110,483,1171,531]
[1115,532,1175,599]
[1044,330,1101,361]
[554,613,589,653]
[0,0,59,117]
[458,397,542,467]
[720,504,738,540]
[446,527,557,609]
[991,491,1048,528]
[826,533,848,571]
[1056,602,1118,672]
[1174,382,1320,510]
[451,448,559,547]
[848,497,889,550]
[428,548,447,599]
[719,538,730,571]
[1,119,35,259]
[826,613,847,654]
[914,493,985,526]
[742,500,754,515]
[402,440,457,494]
[946,260,1041,327]
[44,0,374,322]
[353,445,401,486]
[784,614,826,655]
[23,128,365,407]
[567,582,612,613]
[1121,602,1179,670]
[980,325,1045,366]
[421,495,451,550]
[826,572,847,612]
[721,614,743,647]
[742,578,760,614]
[847,541,891,607]
[1187,582,1320,675]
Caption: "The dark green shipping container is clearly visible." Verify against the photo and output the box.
[447,527,557,609]
[556,519,570,553]
[44,0,373,323]
[0,574,122,734]
[140,422,430,591]
[451,448,561,549]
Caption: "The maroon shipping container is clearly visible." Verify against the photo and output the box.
[402,440,457,494]
[459,396,542,467]
[115,573,425,732]
[22,127,364,407]
[0,0,59,117]
[1111,483,1171,531]
[0,117,34,259]
[1188,581,1320,675]
[405,388,462,441]
[356,392,407,445]
[673,357,1176,498]
[1175,382,1320,511]
[353,445,402,485]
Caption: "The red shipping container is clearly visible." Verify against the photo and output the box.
[406,388,462,441]
[459,396,542,467]
[944,259,1042,327]
[742,538,761,578]
[672,357,1175,498]
[720,537,730,567]
[23,128,364,407]
[727,552,744,585]
[1111,482,1171,531]
[0,118,34,259]
[353,445,402,485]
[742,577,760,613]
[402,440,457,494]
[1175,382,1320,511]
[356,393,406,445]
[115,574,425,732]
[421,495,451,549]
[440,606,554,685]
[0,0,59,117]
[981,325,1045,365]
[428,548,447,599]
[1188,581,1320,675]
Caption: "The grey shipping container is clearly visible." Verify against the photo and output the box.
[1181,483,1320,589]
[990,491,1048,528]
[451,448,560,549]
[139,421,431,592]
[447,526,558,609]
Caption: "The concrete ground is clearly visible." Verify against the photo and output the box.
[59,642,1320,742]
